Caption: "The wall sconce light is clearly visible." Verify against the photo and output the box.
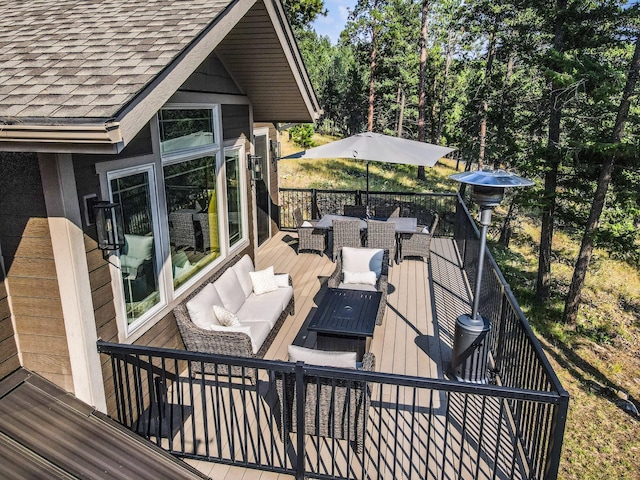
[270,139,281,161]
[448,169,533,383]
[93,201,125,252]
[248,154,263,181]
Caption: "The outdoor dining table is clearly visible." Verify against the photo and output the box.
[314,214,418,233]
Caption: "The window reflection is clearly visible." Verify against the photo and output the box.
[164,156,220,288]
[110,171,160,325]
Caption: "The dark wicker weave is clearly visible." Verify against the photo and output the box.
[276,352,375,454]
[343,204,367,217]
[399,211,439,262]
[331,219,363,261]
[193,212,211,252]
[173,255,295,378]
[374,205,400,218]
[366,219,397,265]
[169,211,197,250]
[328,248,389,326]
[293,207,325,255]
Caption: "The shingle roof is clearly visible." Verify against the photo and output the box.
[0,0,232,124]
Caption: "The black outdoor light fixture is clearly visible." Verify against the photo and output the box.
[93,201,125,253]
[248,154,263,181]
[448,169,533,383]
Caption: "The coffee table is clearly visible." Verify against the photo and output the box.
[308,288,381,361]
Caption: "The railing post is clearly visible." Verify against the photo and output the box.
[295,361,305,480]
[311,189,318,219]
[544,393,570,479]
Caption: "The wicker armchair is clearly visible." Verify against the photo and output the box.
[366,219,397,265]
[331,219,363,261]
[374,205,400,218]
[328,248,389,325]
[343,205,368,217]
[276,352,375,453]
[399,211,439,262]
[293,207,325,256]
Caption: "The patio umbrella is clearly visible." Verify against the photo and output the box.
[284,132,456,199]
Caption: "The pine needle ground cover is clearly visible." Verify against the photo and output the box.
[280,133,640,480]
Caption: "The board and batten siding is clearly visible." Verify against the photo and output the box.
[0,152,72,391]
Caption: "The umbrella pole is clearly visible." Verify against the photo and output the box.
[366,161,370,209]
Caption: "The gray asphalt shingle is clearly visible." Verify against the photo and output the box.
[0,0,233,123]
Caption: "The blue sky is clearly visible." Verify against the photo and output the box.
[311,0,355,44]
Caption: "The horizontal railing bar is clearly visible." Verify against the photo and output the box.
[98,340,561,404]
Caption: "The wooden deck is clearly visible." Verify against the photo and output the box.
[182,232,524,479]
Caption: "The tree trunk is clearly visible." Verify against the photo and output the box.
[535,0,567,303]
[563,34,640,324]
[499,200,517,247]
[436,29,453,144]
[397,88,405,137]
[367,20,377,132]
[478,29,496,171]
[417,0,430,180]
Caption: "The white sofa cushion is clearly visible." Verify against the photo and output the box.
[237,286,293,328]
[231,255,255,298]
[343,270,377,286]
[214,268,246,313]
[212,305,241,327]
[274,274,290,288]
[342,247,384,278]
[249,266,278,295]
[186,283,222,329]
[287,345,357,368]
[208,321,271,354]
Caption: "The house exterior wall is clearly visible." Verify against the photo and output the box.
[0,269,20,380]
[0,152,72,391]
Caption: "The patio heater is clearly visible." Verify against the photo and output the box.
[448,169,533,383]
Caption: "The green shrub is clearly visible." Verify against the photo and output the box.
[289,124,316,149]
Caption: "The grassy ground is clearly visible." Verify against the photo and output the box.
[279,132,640,479]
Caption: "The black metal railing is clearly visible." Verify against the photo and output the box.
[453,198,569,480]
[98,341,566,480]
[279,189,459,237]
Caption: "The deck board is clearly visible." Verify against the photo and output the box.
[172,232,524,480]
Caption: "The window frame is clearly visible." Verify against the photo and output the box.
[96,102,251,343]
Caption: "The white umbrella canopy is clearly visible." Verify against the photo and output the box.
[284,132,456,200]
[286,132,455,166]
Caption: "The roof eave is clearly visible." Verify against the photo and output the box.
[0,122,124,153]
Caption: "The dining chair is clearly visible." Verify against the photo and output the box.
[399,211,439,262]
[366,219,397,265]
[331,219,362,261]
[374,205,400,218]
[293,207,325,255]
[343,204,368,218]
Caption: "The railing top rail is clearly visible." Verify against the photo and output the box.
[280,187,458,198]
[98,340,563,404]
[456,194,568,398]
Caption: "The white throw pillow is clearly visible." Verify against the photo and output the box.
[343,270,377,286]
[212,304,241,327]
[422,226,430,234]
[274,273,290,288]
[249,266,278,295]
[301,220,313,227]
[342,246,384,278]
[287,345,357,369]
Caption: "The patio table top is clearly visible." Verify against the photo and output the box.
[315,214,417,233]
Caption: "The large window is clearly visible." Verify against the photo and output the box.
[109,168,162,325]
[103,104,249,339]
[164,156,220,288]
[225,148,243,247]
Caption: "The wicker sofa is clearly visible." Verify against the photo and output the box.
[173,255,295,372]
